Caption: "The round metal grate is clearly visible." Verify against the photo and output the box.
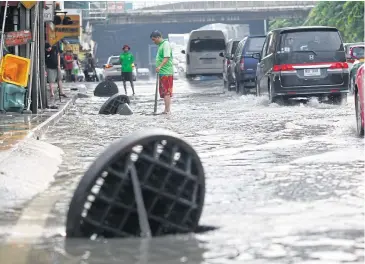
[94,80,119,97]
[66,129,206,239]
[99,94,131,115]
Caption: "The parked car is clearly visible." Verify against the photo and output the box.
[354,64,364,137]
[255,26,349,104]
[103,56,136,81]
[344,42,364,70]
[137,68,150,80]
[349,58,364,93]
[232,35,266,94]
[219,39,240,91]
[181,29,226,80]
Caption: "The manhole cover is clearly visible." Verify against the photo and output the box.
[99,94,131,115]
[94,80,119,97]
[66,129,206,239]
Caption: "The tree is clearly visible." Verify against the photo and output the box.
[269,1,364,43]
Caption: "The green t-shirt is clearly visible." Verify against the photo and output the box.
[119,52,134,72]
[156,39,173,75]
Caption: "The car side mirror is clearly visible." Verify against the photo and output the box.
[252,53,261,60]
[181,50,185,54]
[219,52,224,57]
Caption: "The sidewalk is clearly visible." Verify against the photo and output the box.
[0,83,86,152]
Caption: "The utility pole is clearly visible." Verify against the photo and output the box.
[39,2,47,109]
[29,3,39,113]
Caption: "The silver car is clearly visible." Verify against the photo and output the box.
[103,56,136,81]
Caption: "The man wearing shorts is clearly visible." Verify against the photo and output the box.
[45,43,67,98]
[150,30,173,114]
[119,44,135,95]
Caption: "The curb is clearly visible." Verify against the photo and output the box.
[26,93,79,140]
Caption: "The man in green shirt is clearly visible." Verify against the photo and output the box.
[119,44,135,95]
[150,30,174,114]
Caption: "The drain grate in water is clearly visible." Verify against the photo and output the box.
[66,129,206,239]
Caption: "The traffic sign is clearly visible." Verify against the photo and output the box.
[21,1,36,9]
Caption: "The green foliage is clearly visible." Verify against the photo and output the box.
[269,1,364,43]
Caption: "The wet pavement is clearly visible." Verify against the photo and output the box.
[0,83,81,152]
[0,77,364,264]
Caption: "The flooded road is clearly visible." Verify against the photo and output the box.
[0,78,364,263]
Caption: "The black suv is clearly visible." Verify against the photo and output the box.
[219,39,240,91]
[254,26,349,104]
[232,35,266,94]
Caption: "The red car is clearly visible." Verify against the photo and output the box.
[355,64,364,137]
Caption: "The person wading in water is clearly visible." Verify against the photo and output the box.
[150,30,174,114]
[119,44,135,95]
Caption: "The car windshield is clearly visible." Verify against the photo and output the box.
[190,39,226,52]
[352,46,364,58]
[279,30,343,52]
[246,37,265,52]
[109,57,119,65]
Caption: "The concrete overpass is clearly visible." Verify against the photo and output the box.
[89,1,316,68]
[85,1,316,24]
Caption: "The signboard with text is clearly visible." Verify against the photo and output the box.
[5,30,32,47]
[65,44,80,54]
[43,1,54,22]
[47,14,81,46]
[107,1,125,13]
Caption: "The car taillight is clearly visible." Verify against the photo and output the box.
[329,62,348,69]
[347,59,355,64]
[240,58,244,70]
[105,64,113,69]
[273,64,295,72]
[187,54,190,65]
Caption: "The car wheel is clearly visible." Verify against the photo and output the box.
[256,80,260,96]
[235,80,240,94]
[224,79,229,91]
[355,91,364,137]
[350,75,355,94]
[268,81,284,104]
[240,81,247,95]
[329,93,347,105]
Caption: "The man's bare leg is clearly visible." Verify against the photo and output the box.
[49,83,55,97]
[164,95,171,113]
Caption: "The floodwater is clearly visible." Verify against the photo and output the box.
[0,78,364,264]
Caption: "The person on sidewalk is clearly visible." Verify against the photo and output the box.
[45,43,67,99]
[150,30,174,114]
[63,50,73,82]
[119,44,135,95]
[72,54,81,82]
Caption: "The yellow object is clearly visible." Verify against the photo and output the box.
[132,63,135,67]
[21,1,37,9]
[0,54,31,87]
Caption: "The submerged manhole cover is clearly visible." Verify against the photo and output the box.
[99,94,132,115]
[94,80,119,97]
[66,129,206,239]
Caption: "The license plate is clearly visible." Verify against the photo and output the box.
[304,69,321,76]
[202,59,213,64]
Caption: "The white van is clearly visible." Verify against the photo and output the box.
[181,30,226,79]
